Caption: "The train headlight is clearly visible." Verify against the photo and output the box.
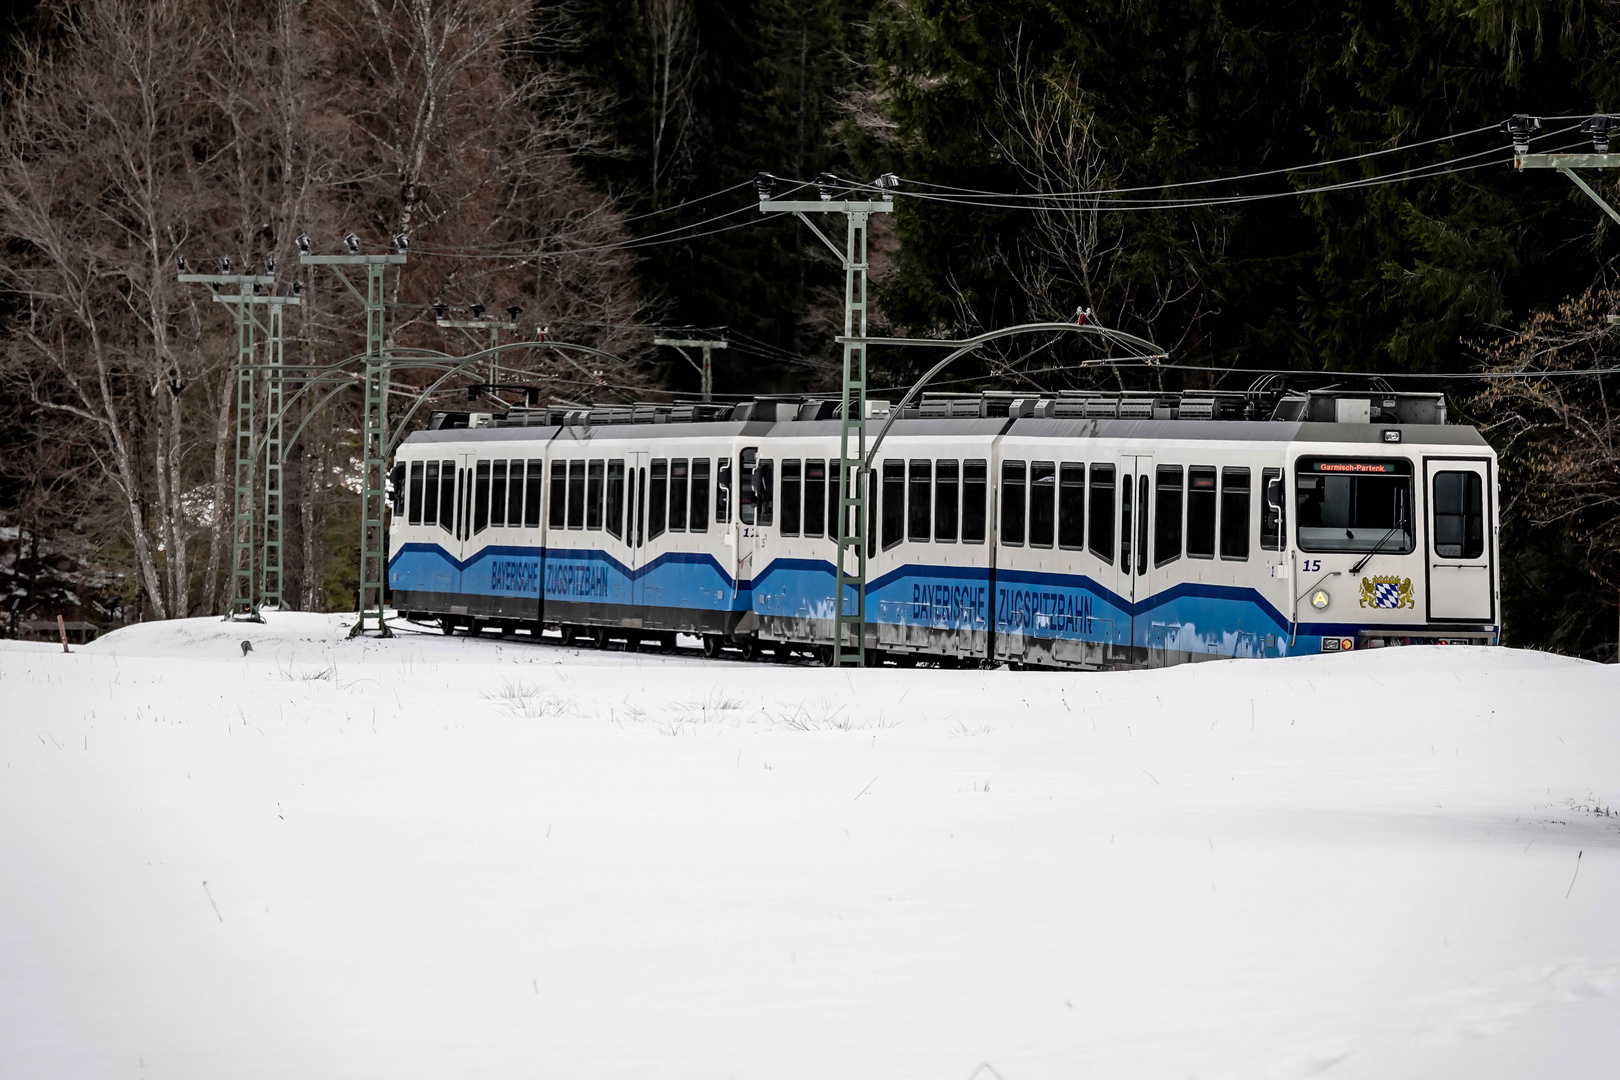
[1310,589,1331,611]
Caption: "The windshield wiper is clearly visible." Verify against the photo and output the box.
[1350,500,1408,575]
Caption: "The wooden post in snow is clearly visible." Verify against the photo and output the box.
[57,614,69,654]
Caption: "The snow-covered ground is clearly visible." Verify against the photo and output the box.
[2,614,1617,1079]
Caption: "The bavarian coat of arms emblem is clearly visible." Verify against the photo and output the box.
[1359,575,1414,609]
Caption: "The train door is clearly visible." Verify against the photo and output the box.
[442,453,476,610]
[1424,457,1494,622]
[1119,454,1154,653]
[627,451,649,610]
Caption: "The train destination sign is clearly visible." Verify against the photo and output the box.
[1305,459,1406,475]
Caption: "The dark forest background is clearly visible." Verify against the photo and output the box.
[1,0,1617,658]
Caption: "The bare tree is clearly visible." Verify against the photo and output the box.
[1473,289,1620,593]
[0,0,657,621]
[644,0,699,208]
[0,0,222,619]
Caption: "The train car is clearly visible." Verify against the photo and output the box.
[387,387,1499,668]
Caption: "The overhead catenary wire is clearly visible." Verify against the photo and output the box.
[884,127,1586,214]
[891,121,1504,200]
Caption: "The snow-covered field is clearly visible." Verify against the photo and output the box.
[1,614,1617,1080]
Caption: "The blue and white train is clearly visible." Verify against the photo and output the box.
[386,388,1500,667]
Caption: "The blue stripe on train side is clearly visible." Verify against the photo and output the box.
[391,542,1487,657]
[389,542,749,610]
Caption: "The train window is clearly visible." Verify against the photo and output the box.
[1119,474,1133,570]
[1029,461,1055,548]
[473,460,491,534]
[962,460,988,544]
[804,459,826,537]
[828,461,843,543]
[1187,466,1216,559]
[587,460,605,530]
[1261,468,1285,551]
[716,458,732,524]
[650,459,668,539]
[1154,465,1183,567]
[524,460,543,527]
[407,462,424,526]
[1432,471,1483,559]
[780,459,802,536]
[635,466,646,546]
[908,460,932,543]
[935,459,959,543]
[507,461,524,528]
[866,470,877,558]
[1088,464,1114,563]
[438,461,455,533]
[390,463,406,516]
[1220,468,1251,560]
[1001,460,1026,546]
[605,460,625,538]
[669,459,689,533]
[881,459,905,550]
[690,458,710,532]
[490,461,508,527]
[1136,475,1149,576]
[423,461,440,529]
[754,458,775,526]
[1058,463,1085,550]
[566,461,586,530]
[549,461,566,529]
[739,449,757,524]
[1295,457,1413,554]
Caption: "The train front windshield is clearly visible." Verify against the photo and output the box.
[1295,458,1414,554]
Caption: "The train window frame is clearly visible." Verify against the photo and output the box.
[738,448,757,525]
[408,462,424,526]
[780,458,802,537]
[509,460,524,528]
[524,460,543,528]
[827,461,842,544]
[1136,474,1149,576]
[908,459,932,544]
[1119,471,1133,571]
[1058,463,1085,551]
[881,459,905,551]
[1261,468,1285,551]
[962,459,988,544]
[566,460,586,530]
[1187,465,1216,559]
[605,459,625,538]
[1001,460,1027,547]
[649,459,668,539]
[1220,468,1251,561]
[669,458,689,533]
[754,458,775,526]
[1154,465,1183,567]
[490,460,508,527]
[1028,461,1055,549]
[424,461,441,530]
[804,459,826,538]
[473,460,491,535]
[549,461,566,529]
[634,465,646,547]
[690,457,711,532]
[405,463,424,524]
[1432,470,1484,559]
[1087,463,1114,564]
[1294,457,1415,555]
[934,459,959,543]
[437,460,455,534]
[587,460,605,531]
[716,458,732,524]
